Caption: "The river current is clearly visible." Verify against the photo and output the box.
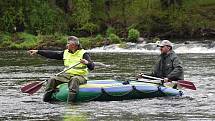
[0,41,215,121]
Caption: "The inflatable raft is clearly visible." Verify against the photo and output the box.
[51,79,183,102]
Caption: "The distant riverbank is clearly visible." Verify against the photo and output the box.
[1,0,215,50]
[0,32,103,50]
[0,32,214,50]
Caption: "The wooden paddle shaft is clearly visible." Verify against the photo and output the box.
[141,74,196,90]
[141,74,164,80]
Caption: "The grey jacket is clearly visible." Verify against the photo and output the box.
[152,50,184,81]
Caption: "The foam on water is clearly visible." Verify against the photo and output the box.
[87,41,215,54]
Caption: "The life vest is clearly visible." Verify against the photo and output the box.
[63,49,88,77]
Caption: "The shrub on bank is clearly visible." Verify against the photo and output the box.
[0,32,39,49]
[11,36,38,49]
[80,23,99,36]
[11,33,39,49]
[106,27,116,37]
[79,37,94,49]
[0,33,12,48]
[93,34,104,46]
[108,33,122,44]
[128,29,140,43]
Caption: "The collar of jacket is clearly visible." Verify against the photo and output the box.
[161,50,174,58]
[68,49,80,54]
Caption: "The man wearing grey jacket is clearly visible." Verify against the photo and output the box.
[151,40,184,82]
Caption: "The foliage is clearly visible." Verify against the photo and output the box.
[108,33,122,44]
[94,34,104,45]
[80,35,105,49]
[80,23,99,36]
[35,33,67,49]
[118,42,128,48]
[0,33,13,48]
[0,32,39,49]
[11,33,39,49]
[71,0,92,27]
[106,27,116,37]
[1,0,215,49]
[0,0,68,34]
[0,33,11,43]
[79,37,94,49]
[128,29,140,42]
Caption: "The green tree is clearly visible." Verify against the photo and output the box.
[70,0,91,27]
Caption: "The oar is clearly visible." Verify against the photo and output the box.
[21,62,81,94]
[21,81,46,95]
[139,74,196,90]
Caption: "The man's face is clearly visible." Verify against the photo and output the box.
[67,41,77,51]
[159,45,170,54]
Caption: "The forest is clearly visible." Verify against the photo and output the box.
[0,0,215,49]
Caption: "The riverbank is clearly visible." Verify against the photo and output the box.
[0,32,215,50]
[0,32,106,50]
[1,0,215,50]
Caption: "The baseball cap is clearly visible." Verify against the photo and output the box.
[157,40,173,47]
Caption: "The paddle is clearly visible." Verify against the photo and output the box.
[94,62,112,68]
[21,62,81,94]
[138,74,196,90]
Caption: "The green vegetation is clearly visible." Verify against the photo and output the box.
[108,33,122,44]
[0,0,215,50]
[128,29,140,43]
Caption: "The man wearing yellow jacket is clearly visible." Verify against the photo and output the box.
[28,36,94,103]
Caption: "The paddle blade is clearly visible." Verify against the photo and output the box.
[178,80,196,90]
[21,82,40,92]
[26,84,43,95]
[21,81,44,94]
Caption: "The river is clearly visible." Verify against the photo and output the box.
[0,41,215,121]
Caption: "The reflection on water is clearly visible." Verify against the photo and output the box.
[0,51,215,120]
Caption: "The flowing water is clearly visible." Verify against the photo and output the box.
[0,41,215,121]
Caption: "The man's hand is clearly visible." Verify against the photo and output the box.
[136,73,144,79]
[28,50,38,56]
[80,59,89,65]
